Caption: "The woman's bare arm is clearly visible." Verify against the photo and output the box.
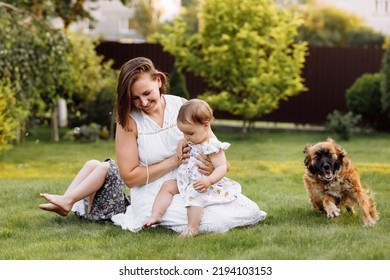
[115,122,181,188]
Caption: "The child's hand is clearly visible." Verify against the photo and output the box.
[193,178,212,193]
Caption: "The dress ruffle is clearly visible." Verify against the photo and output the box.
[202,138,230,155]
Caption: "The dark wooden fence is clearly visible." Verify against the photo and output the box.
[96,41,384,125]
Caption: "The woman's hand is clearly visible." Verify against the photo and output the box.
[180,142,191,163]
[195,151,214,176]
[176,139,189,161]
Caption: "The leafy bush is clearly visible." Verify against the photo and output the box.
[347,26,385,48]
[66,32,111,129]
[325,110,361,140]
[65,123,100,143]
[346,73,386,130]
[0,81,22,151]
[382,43,390,115]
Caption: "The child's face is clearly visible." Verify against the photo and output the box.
[178,121,210,144]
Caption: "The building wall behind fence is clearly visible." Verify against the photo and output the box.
[96,41,384,125]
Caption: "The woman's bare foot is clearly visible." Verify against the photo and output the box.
[40,193,72,215]
[179,227,199,237]
[143,213,163,228]
[39,203,69,216]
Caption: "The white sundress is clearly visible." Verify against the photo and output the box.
[111,94,266,233]
[177,139,241,207]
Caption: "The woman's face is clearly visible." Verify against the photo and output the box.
[130,73,162,113]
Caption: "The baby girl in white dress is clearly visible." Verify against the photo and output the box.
[143,99,242,236]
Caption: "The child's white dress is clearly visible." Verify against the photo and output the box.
[177,139,242,207]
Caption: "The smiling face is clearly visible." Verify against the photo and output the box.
[304,138,345,182]
[130,73,162,114]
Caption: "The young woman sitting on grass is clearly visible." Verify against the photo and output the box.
[40,56,266,234]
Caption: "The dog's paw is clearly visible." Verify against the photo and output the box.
[326,207,340,218]
[363,218,376,227]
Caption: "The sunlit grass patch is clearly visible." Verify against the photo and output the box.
[0,161,78,179]
[355,162,390,175]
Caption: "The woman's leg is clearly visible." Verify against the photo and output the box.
[143,179,179,228]
[180,206,203,237]
[39,160,110,216]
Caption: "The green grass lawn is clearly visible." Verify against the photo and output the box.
[0,126,389,260]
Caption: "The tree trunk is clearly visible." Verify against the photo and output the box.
[50,105,59,142]
[15,121,26,144]
[241,120,248,138]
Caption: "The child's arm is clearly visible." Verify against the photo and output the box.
[193,149,227,192]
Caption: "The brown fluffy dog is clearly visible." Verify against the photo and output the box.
[303,138,378,226]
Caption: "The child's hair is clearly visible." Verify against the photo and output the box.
[177,99,214,125]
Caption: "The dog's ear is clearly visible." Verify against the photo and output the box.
[333,142,347,171]
[303,144,311,154]
[327,137,346,158]
[303,144,312,167]
[335,144,347,161]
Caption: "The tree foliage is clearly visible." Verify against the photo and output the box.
[296,3,385,48]
[0,3,71,142]
[129,0,163,42]
[0,1,112,143]
[0,80,25,151]
[66,31,107,109]
[157,0,307,133]
[3,0,133,29]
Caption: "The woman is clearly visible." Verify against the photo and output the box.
[111,57,266,233]
[40,57,266,232]
[38,58,219,222]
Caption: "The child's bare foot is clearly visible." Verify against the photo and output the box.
[40,193,72,215]
[39,203,69,216]
[143,213,163,228]
[179,227,199,237]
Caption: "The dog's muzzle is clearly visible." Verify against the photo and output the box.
[320,162,334,181]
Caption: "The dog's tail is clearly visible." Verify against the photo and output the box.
[367,189,379,221]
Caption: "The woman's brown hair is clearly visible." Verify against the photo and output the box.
[115,57,169,131]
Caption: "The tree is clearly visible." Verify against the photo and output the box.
[66,31,107,119]
[129,0,163,42]
[296,2,385,48]
[3,0,133,30]
[0,2,71,143]
[157,0,307,134]
[1,1,116,143]
[180,0,200,36]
